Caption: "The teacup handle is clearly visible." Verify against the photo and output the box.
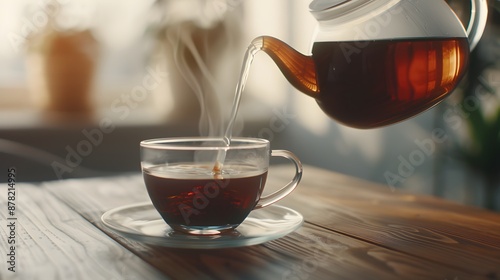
[254,150,302,209]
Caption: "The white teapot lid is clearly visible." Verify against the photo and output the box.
[309,0,392,21]
[309,0,371,12]
[310,0,468,42]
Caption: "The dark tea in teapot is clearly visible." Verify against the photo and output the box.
[226,36,469,131]
[215,37,468,170]
[311,37,469,128]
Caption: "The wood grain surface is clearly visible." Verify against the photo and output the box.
[273,165,500,278]
[0,183,167,280]
[34,165,500,280]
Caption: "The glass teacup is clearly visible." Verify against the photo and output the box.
[140,137,302,235]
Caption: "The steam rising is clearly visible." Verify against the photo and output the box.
[168,25,222,137]
[161,0,243,138]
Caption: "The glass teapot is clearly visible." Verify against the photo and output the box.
[253,0,488,128]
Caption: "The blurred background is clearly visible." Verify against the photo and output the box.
[0,0,499,211]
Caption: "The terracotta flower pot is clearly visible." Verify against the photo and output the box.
[26,29,99,116]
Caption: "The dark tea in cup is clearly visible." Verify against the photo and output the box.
[143,163,268,232]
[140,138,301,235]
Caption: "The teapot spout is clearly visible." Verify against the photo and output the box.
[254,36,319,98]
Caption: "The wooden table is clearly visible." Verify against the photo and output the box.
[1,165,499,280]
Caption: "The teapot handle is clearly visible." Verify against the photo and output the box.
[466,0,488,50]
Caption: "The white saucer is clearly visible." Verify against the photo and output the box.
[101,202,303,249]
